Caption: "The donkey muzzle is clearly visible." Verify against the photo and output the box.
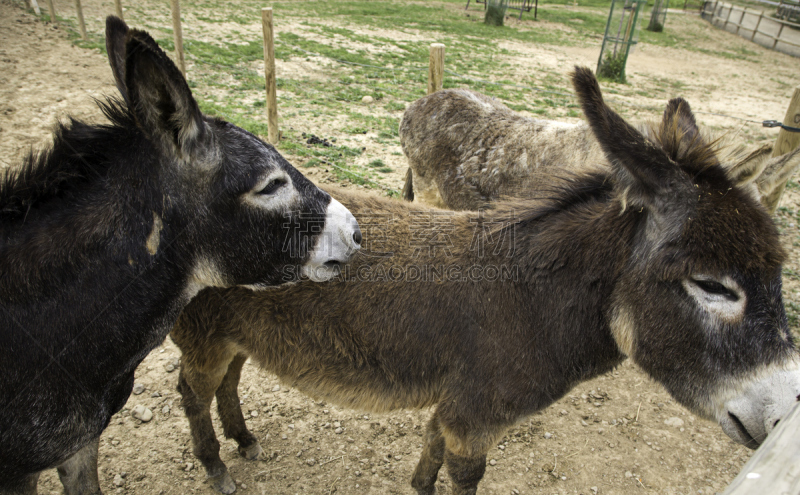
[720,368,800,448]
[301,198,361,282]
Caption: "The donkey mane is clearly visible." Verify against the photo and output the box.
[489,170,614,235]
[0,97,137,222]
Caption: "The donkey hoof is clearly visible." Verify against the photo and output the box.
[210,472,236,494]
[238,442,263,460]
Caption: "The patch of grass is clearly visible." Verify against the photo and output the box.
[344,125,369,135]
[788,301,800,333]
[385,101,406,112]
[597,51,627,83]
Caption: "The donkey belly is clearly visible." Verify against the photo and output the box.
[266,359,443,414]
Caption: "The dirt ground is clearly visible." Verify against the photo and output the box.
[2,0,800,494]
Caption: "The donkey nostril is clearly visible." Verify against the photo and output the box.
[773,419,780,430]
[352,227,362,246]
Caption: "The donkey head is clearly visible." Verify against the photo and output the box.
[572,67,800,448]
[104,17,360,288]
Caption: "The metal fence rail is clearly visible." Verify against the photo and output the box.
[465,0,539,19]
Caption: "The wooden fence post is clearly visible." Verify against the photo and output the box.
[45,0,56,22]
[115,0,123,20]
[773,22,785,49]
[751,10,763,41]
[74,0,87,40]
[723,3,734,29]
[723,402,800,494]
[171,0,186,76]
[262,7,279,145]
[763,84,800,213]
[735,7,745,34]
[428,43,445,95]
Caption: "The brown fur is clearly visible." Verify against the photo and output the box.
[170,68,796,495]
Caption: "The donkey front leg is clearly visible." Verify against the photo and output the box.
[176,357,236,494]
[411,410,445,495]
[215,354,263,461]
[438,413,506,495]
[443,450,487,495]
[56,437,102,495]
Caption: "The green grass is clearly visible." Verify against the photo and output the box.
[48,0,784,197]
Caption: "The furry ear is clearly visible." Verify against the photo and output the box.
[659,98,704,158]
[105,16,130,105]
[124,28,206,162]
[727,144,773,186]
[756,146,800,213]
[571,66,696,240]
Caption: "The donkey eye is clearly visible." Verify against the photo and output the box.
[257,178,286,196]
[691,279,739,301]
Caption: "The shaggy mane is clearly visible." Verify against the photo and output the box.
[0,97,135,221]
[490,170,613,235]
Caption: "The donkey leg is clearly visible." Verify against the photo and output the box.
[436,413,506,495]
[0,473,39,495]
[56,437,102,495]
[410,410,445,495]
[443,450,486,495]
[177,361,237,494]
[215,354,262,460]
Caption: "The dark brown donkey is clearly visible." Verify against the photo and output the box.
[171,68,800,494]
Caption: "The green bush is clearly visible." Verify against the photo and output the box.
[597,51,626,83]
[485,0,509,26]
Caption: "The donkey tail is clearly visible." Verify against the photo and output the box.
[402,168,414,202]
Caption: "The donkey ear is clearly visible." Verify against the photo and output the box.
[124,29,205,162]
[660,98,703,156]
[571,67,695,231]
[727,144,773,186]
[105,16,130,104]
[756,146,800,212]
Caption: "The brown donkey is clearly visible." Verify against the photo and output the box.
[171,68,800,494]
[399,87,800,212]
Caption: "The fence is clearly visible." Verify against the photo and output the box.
[777,0,800,22]
[701,0,800,57]
[465,0,539,19]
[723,401,800,494]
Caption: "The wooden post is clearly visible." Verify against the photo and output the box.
[262,8,279,145]
[723,402,800,494]
[735,7,745,34]
[773,22,785,49]
[74,0,87,40]
[751,11,763,41]
[115,0,123,19]
[45,0,56,22]
[29,0,41,15]
[763,84,800,213]
[171,0,185,76]
[723,3,734,29]
[427,43,445,95]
